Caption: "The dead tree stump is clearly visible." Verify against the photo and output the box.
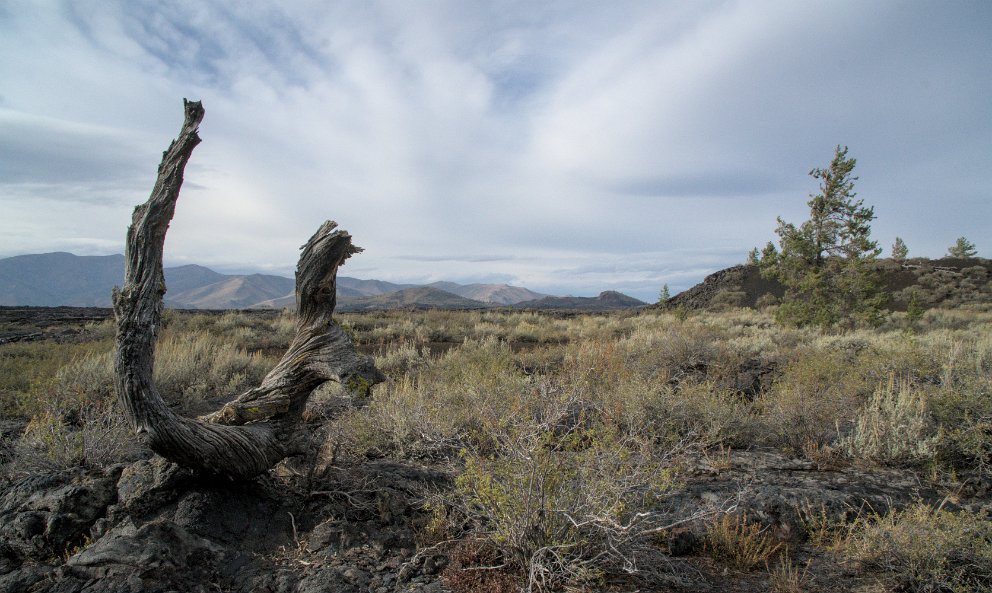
[112,99,383,478]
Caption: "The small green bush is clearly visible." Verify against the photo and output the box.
[153,330,272,409]
[14,399,139,472]
[452,427,677,590]
[841,377,936,465]
[758,348,865,452]
[842,504,992,593]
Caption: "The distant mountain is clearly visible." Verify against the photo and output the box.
[251,294,298,310]
[337,287,490,312]
[513,291,647,311]
[0,252,124,307]
[426,281,547,305]
[0,251,641,312]
[338,277,416,297]
[0,252,294,309]
[165,274,295,310]
[162,264,227,294]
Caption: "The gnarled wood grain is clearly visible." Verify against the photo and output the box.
[113,100,383,478]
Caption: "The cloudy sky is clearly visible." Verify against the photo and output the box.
[1,1,989,301]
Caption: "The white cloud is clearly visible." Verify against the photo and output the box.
[0,0,989,302]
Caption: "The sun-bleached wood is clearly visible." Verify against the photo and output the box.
[113,99,383,478]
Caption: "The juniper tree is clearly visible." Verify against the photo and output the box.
[947,237,978,258]
[762,146,885,328]
[891,237,908,262]
[658,284,671,303]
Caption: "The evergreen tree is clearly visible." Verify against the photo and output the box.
[762,146,885,328]
[760,241,778,265]
[947,237,978,258]
[658,284,671,303]
[891,237,908,262]
[746,247,760,265]
[906,290,924,325]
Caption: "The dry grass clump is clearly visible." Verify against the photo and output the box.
[2,312,291,475]
[331,337,533,459]
[153,329,273,410]
[840,503,992,593]
[0,337,115,417]
[15,399,138,472]
[768,556,812,593]
[441,541,524,593]
[703,512,784,570]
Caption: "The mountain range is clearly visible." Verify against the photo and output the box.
[0,252,646,311]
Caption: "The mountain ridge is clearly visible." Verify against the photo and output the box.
[0,252,644,311]
[661,257,992,312]
[513,290,647,311]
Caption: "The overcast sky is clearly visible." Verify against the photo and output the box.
[1,1,989,301]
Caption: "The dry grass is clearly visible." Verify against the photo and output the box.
[703,512,784,570]
[840,503,992,592]
[769,556,812,593]
[4,305,992,588]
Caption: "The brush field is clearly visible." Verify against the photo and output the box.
[2,305,991,592]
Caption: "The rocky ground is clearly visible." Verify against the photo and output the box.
[3,443,987,593]
[0,452,452,593]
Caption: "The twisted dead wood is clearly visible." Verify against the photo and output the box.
[113,99,383,478]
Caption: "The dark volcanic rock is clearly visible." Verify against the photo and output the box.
[0,467,121,593]
[513,290,646,311]
[0,454,452,593]
[669,450,948,544]
[4,444,977,593]
[0,562,53,593]
[114,457,194,520]
[665,264,783,311]
[59,519,232,593]
[664,257,992,312]
[0,467,121,562]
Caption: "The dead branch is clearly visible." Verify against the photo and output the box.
[113,99,383,478]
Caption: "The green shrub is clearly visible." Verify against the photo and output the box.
[643,382,757,449]
[841,377,936,465]
[452,427,677,590]
[758,348,866,452]
[756,293,780,309]
[14,399,139,472]
[710,289,747,310]
[0,339,114,417]
[842,504,992,592]
[153,330,272,409]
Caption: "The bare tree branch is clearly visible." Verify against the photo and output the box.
[113,99,383,478]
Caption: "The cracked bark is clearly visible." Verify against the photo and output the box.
[112,99,383,478]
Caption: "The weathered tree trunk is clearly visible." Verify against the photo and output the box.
[113,99,383,478]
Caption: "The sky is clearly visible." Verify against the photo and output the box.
[1,1,989,302]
